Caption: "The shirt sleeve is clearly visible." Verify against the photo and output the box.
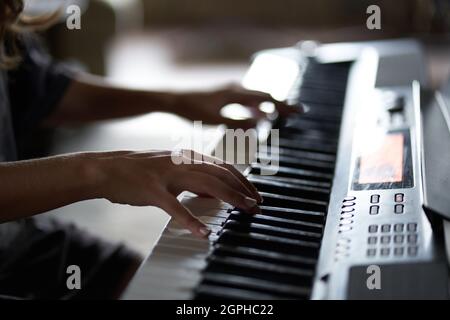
[7,33,75,137]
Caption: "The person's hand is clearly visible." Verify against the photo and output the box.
[172,84,304,129]
[89,150,262,238]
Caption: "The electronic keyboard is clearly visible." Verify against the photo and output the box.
[122,39,450,300]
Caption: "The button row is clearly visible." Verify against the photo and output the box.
[367,234,418,245]
[339,197,356,233]
[367,246,418,257]
[368,223,417,234]
[370,193,405,204]
[369,204,405,215]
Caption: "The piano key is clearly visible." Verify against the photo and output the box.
[221,220,322,241]
[248,174,331,189]
[258,192,328,211]
[280,130,339,143]
[157,233,215,251]
[216,230,320,256]
[151,243,209,261]
[249,177,330,200]
[205,256,314,285]
[257,154,335,173]
[213,244,317,268]
[201,272,310,298]
[123,58,351,300]
[260,145,336,163]
[276,138,338,154]
[259,205,325,223]
[251,164,333,182]
[195,284,283,300]
[227,210,324,231]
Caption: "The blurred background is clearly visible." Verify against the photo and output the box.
[22,0,450,256]
[27,0,450,88]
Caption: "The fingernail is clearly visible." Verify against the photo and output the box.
[244,196,258,208]
[199,226,211,237]
[255,192,263,203]
[299,103,310,113]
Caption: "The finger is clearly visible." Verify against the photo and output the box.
[221,117,258,130]
[179,172,260,214]
[182,150,262,203]
[157,191,211,238]
[229,88,304,116]
[190,162,256,200]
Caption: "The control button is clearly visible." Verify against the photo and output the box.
[368,236,377,245]
[408,246,418,256]
[343,196,356,202]
[407,234,418,244]
[407,223,417,232]
[342,202,355,208]
[394,247,404,256]
[337,238,351,245]
[368,225,378,233]
[381,248,390,256]
[394,204,404,214]
[340,212,354,219]
[369,205,380,215]
[381,224,391,233]
[370,195,380,204]
[381,236,391,244]
[341,207,355,213]
[338,225,353,233]
[395,193,404,203]
[394,223,404,232]
[385,94,405,113]
[339,219,353,225]
[367,248,376,257]
[394,235,404,244]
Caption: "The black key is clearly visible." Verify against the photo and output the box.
[205,255,314,285]
[249,178,330,201]
[257,154,335,174]
[227,210,324,231]
[276,138,338,154]
[213,244,317,268]
[259,205,325,223]
[195,284,284,300]
[217,230,319,257]
[202,272,310,299]
[222,220,322,242]
[259,192,328,212]
[260,145,336,163]
[247,174,331,189]
[251,164,333,182]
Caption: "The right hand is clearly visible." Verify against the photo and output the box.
[87,149,262,238]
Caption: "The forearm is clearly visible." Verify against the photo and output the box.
[0,154,98,222]
[45,73,178,125]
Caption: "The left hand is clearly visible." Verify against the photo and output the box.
[171,84,304,129]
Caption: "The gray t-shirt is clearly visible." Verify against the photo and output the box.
[0,34,73,253]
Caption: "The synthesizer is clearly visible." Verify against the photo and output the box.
[123,39,450,300]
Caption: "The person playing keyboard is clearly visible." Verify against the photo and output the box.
[0,0,299,299]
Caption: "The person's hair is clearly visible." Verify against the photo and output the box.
[0,0,59,68]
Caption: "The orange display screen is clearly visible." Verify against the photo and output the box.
[358,133,404,184]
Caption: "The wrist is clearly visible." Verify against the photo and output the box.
[75,153,106,200]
